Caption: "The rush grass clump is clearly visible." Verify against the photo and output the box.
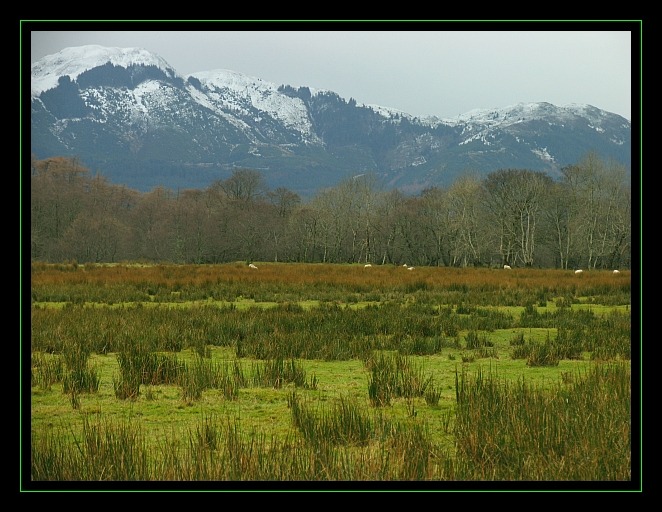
[365,351,434,406]
[453,362,630,480]
[31,351,64,390]
[250,357,316,389]
[31,414,151,481]
[288,391,376,447]
[114,345,184,400]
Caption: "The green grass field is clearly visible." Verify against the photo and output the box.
[26,262,635,487]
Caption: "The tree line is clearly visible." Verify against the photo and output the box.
[28,152,631,269]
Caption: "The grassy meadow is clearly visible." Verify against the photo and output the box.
[25,262,636,488]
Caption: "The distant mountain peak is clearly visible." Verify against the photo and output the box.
[441,102,625,127]
[31,45,177,98]
[30,45,631,197]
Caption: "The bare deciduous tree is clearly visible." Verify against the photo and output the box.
[220,168,265,204]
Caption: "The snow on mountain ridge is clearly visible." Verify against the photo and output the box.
[364,104,410,119]
[440,101,621,128]
[31,45,629,148]
[31,45,177,98]
[189,69,319,142]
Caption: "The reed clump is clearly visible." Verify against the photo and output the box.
[453,362,631,480]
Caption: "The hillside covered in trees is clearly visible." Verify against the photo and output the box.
[28,152,631,270]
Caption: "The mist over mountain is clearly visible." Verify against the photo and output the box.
[30,45,632,198]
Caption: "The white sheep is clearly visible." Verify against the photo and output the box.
[402,264,408,267]
[364,264,372,268]
[503,265,512,270]
[407,266,415,271]
[248,263,258,269]
[574,269,583,274]
[613,269,620,274]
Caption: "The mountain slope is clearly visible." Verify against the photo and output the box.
[30,45,631,197]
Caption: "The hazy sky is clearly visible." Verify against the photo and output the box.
[26,22,635,121]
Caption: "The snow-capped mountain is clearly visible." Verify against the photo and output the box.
[30,45,632,197]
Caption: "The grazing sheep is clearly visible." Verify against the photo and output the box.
[364,264,372,268]
[503,265,512,270]
[248,263,258,269]
[407,266,415,271]
[574,269,583,274]
[403,264,408,267]
[613,269,620,274]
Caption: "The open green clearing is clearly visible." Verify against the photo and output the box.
[27,262,633,485]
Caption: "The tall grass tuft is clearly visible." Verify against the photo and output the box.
[383,421,436,480]
[424,380,442,406]
[511,336,561,367]
[60,341,99,407]
[31,352,64,390]
[31,415,151,480]
[526,340,561,367]
[453,362,630,480]
[114,344,184,399]
[288,391,375,447]
[250,357,315,389]
[465,330,494,349]
[365,351,433,406]
[184,357,248,401]
[366,352,394,406]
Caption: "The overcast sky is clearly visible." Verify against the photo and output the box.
[26,22,635,121]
